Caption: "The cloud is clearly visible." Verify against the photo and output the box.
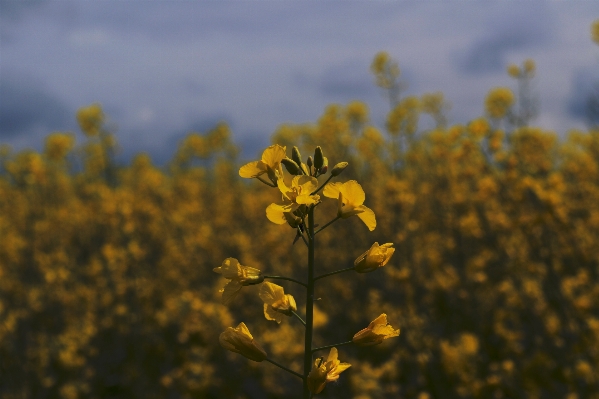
[456,4,553,75]
[567,67,599,125]
[0,72,72,139]
[293,59,376,101]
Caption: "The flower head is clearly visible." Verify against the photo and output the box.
[307,347,351,394]
[323,180,376,231]
[213,258,263,304]
[219,322,267,362]
[239,144,287,184]
[266,175,320,225]
[354,242,395,273]
[352,314,400,346]
[259,282,297,324]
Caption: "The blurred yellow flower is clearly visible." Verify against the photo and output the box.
[323,180,376,231]
[266,175,320,225]
[307,347,351,394]
[507,64,521,78]
[592,19,599,45]
[354,242,394,273]
[76,103,104,136]
[352,314,400,346]
[213,258,263,304]
[259,282,297,324]
[485,88,514,119]
[239,144,286,184]
[219,322,267,362]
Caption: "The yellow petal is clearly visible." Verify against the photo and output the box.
[370,313,388,328]
[327,347,339,363]
[261,144,287,167]
[356,205,376,231]
[259,281,285,305]
[339,180,365,207]
[323,182,342,199]
[266,203,295,224]
[264,304,284,324]
[221,280,242,304]
[236,322,253,339]
[239,161,264,178]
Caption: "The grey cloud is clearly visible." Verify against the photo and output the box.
[456,5,552,75]
[294,60,376,101]
[567,68,599,126]
[0,72,72,139]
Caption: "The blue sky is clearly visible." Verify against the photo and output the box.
[1,0,599,163]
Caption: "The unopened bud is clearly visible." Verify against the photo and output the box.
[281,157,301,175]
[331,162,348,176]
[307,156,313,168]
[314,146,324,170]
[320,165,328,174]
[291,146,303,167]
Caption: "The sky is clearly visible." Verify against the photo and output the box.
[1,0,599,164]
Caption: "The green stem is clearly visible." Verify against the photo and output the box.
[314,216,340,235]
[310,174,334,195]
[256,175,276,187]
[312,341,354,353]
[313,266,355,281]
[303,206,315,399]
[265,358,304,380]
[264,275,307,288]
[292,310,306,327]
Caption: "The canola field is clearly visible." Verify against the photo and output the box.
[1,53,599,398]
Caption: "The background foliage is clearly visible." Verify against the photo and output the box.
[1,51,599,398]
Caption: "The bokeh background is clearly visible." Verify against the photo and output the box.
[1,1,599,398]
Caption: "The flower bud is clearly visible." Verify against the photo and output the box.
[331,162,348,176]
[354,242,395,273]
[307,156,313,168]
[219,322,267,362]
[281,157,301,175]
[291,146,303,167]
[320,157,328,174]
[314,146,324,170]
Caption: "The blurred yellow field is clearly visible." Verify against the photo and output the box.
[1,52,598,398]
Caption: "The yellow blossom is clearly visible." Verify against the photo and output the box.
[213,258,263,304]
[592,19,599,45]
[239,144,286,184]
[259,282,297,324]
[323,180,376,231]
[266,175,320,225]
[219,322,267,362]
[352,314,400,346]
[76,103,104,136]
[354,242,395,273]
[507,64,521,78]
[307,347,351,394]
[485,87,514,119]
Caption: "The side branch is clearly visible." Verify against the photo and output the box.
[292,310,307,327]
[314,266,354,281]
[314,216,340,235]
[264,275,308,288]
[265,358,305,380]
[312,341,353,353]
[310,174,334,196]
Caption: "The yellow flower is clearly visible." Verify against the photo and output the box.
[485,87,514,119]
[266,175,320,225]
[76,103,104,136]
[259,282,297,324]
[307,347,351,394]
[507,64,520,78]
[352,314,400,346]
[219,322,267,362]
[592,19,599,45]
[354,242,395,273]
[323,180,376,231]
[213,258,263,304]
[239,144,287,184]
